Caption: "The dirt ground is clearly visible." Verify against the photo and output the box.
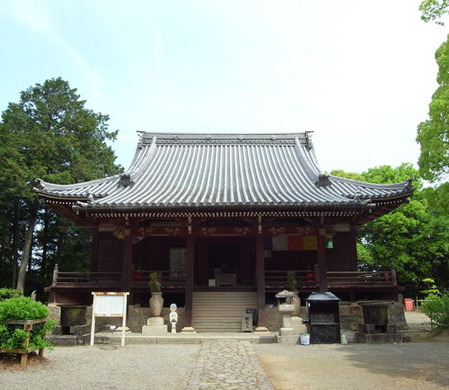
[255,310,449,390]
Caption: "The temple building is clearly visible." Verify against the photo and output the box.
[36,132,413,332]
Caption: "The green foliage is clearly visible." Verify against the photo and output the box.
[363,163,420,188]
[0,297,49,321]
[421,278,441,295]
[0,296,56,351]
[329,170,364,181]
[0,288,22,301]
[420,0,449,25]
[0,319,56,351]
[360,197,449,292]
[356,243,373,268]
[287,271,297,292]
[417,34,449,181]
[1,78,121,186]
[334,165,449,296]
[422,183,449,215]
[28,320,56,351]
[149,272,161,293]
[0,325,28,350]
[0,78,123,292]
[420,293,449,330]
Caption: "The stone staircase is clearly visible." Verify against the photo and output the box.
[192,291,257,332]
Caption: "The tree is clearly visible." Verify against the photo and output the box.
[360,195,449,294]
[333,164,449,296]
[329,170,364,181]
[420,0,449,25]
[0,78,122,293]
[417,34,449,181]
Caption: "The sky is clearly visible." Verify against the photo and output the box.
[0,0,448,173]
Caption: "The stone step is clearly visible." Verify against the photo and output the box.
[192,291,257,332]
[92,332,277,345]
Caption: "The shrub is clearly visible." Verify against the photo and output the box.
[0,296,56,351]
[287,271,298,292]
[0,297,49,321]
[149,272,161,293]
[0,288,23,301]
[420,293,449,330]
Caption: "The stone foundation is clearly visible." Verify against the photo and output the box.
[48,300,407,344]
[338,301,407,332]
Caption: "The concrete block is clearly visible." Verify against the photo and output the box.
[70,324,91,336]
[47,335,78,346]
[146,317,164,326]
[291,316,307,334]
[279,327,296,336]
[142,325,168,335]
[275,335,300,344]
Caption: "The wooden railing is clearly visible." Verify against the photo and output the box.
[264,269,396,291]
[327,270,396,287]
[52,264,122,287]
[52,265,185,290]
[265,269,318,291]
[132,270,186,289]
[51,265,396,291]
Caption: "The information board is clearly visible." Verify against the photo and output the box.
[90,292,129,347]
[94,294,126,317]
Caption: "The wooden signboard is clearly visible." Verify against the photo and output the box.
[90,292,129,346]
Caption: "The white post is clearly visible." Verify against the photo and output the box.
[90,293,97,346]
[121,293,127,346]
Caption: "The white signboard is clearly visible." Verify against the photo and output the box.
[90,292,129,347]
[94,294,126,317]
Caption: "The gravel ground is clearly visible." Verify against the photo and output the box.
[1,311,447,390]
[1,344,200,390]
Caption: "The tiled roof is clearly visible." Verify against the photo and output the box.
[35,132,413,210]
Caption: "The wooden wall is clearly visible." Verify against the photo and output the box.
[95,236,123,273]
[326,232,357,271]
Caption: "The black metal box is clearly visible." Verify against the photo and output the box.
[306,292,341,344]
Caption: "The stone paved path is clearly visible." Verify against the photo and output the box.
[186,341,274,390]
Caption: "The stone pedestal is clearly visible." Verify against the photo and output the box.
[291,294,301,316]
[146,317,164,326]
[142,325,168,335]
[291,316,307,334]
[279,327,295,336]
[279,303,295,336]
[142,316,167,335]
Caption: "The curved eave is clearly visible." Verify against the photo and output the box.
[42,191,410,227]
[33,175,119,200]
[34,132,414,226]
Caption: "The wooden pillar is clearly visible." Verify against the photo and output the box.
[183,234,195,330]
[255,234,267,331]
[317,230,328,292]
[121,233,133,293]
